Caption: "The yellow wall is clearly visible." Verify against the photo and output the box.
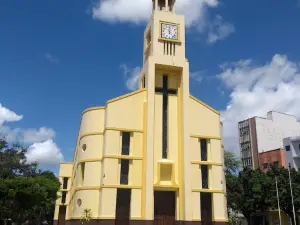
[189,96,220,136]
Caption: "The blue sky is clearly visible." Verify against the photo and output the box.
[1,0,300,171]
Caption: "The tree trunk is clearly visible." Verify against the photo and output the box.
[287,212,296,225]
[245,216,251,225]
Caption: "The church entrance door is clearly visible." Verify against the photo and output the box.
[57,206,66,225]
[201,193,213,225]
[154,191,176,225]
[115,189,131,225]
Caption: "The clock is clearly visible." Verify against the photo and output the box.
[161,23,178,41]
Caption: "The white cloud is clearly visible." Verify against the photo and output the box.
[45,53,60,64]
[22,127,56,144]
[26,140,64,165]
[190,71,204,83]
[207,15,235,44]
[92,0,233,43]
[0,103,63,166]
[0,104,23,125]
[121,64,141,90]
[219,54,300,155]
[93,0,218,25]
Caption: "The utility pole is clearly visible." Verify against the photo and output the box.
[288,163,297,225]
[275,176,282,225]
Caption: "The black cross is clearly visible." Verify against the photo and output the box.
[155,75,177,159]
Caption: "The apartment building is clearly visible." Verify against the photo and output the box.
[283,136,300,171]
[238,111,300,168]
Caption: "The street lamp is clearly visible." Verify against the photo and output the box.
[288,163,297,225]
[275,176,282,225]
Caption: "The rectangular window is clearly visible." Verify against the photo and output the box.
[263,163,268,169]
[200,139,208,161]
[298,144,300,150]
[81,163,85,185]
[273,161,279,166]
[122,132,131,155]
[63,177,68,189]
[285,145,291,151]
[120,159,130,185]
[143,76,146,88]
[201,165,209,189]
[61,191,66,204]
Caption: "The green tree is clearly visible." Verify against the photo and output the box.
[0,137,60,225]
[224,151,242,222]
[266,166,300,225]
[224,151,241,175]
[226,167,271,225]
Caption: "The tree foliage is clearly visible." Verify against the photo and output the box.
[266,165,300,225]
[224,151,241,175]
[225,150,300,225]
[0,136,60,225]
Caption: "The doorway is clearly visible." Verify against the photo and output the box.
[115,189,131,225]
[154,191,176,225]
[57,206,66,225]
[201,193,213,225]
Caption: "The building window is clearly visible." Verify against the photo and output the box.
[298,144,300,150]
[82,144,87,151]
[120,159,129,185]
[77,198,82,207]
[201,165,209,189]
[273,161,279,167]
[200,139,208,161]
[285,145,291,151]
[63,177,68,189]
[61,191,66,204]
[80,163,85,185]
[121,132,131,155]
[263,163,268,169]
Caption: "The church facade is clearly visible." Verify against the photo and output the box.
[54,0,228,225]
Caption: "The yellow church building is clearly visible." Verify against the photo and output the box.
[54,0,228,225]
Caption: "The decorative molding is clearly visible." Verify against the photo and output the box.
[79,132,104,141]
[192,189,224,193]
[190,134,221,140]
[106,89,146,104]
[82,106,105,115]
[191,161,223,166]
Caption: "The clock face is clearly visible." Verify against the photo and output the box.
[161,23,178,40]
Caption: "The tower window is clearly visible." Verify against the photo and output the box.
[120,159,129,185]
[200,139,208,161]
[201,165,209,189]
[63,177,68,189]
[121,132,131,155]
[158,0,166,10]
[61,191,67,204]
[163,41,176,56]
[285,145,291,151]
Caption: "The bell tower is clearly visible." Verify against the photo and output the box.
[140,0,192,222]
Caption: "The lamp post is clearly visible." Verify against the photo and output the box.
[275,176,282,225]
[288,163,297,225]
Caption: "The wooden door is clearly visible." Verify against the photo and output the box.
[154,191,176,225]
[201,193,212,225]
[57,206,66,225]
[115,189,131,225]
